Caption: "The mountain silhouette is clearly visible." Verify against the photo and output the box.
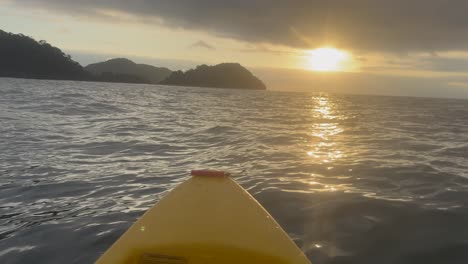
[0,29,148,84]
[161,63,266,90]
[0,29,89,80]
[0,29,267,89]
[85,58,172,84]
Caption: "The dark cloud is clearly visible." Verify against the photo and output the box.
[189,40,215,50]
[9,0,468,52]
[420,57,468,72]
[239,44,299,55]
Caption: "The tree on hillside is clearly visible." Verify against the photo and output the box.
[0,30,89,80]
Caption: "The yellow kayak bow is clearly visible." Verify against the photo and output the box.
[96,170,311,264]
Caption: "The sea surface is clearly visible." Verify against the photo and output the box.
[1,77,468,264]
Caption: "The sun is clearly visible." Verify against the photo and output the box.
[306,47,350,72]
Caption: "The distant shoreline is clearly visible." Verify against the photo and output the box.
[0,76,268,91]
[1,29,267,90]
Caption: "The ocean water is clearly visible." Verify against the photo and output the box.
[0,77,468,264]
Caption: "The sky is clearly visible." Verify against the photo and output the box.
[2,0,468,98]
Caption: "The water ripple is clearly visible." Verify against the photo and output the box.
[1,78,468,263]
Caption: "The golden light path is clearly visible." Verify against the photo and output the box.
[307,96,344,164]
[305,96,353,193]
[306,47,351,72]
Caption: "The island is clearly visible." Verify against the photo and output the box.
[0,29,267,89]
[85,58,172,84]
[0,29,88,81]
[0,29,151,84]
[160,63,266,90]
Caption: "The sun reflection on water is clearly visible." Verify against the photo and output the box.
[307,96,345,164]
[302,96,355,194]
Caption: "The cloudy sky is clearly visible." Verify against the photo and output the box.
[2,0,468,98]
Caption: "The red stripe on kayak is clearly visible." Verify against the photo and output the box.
[191,170,230,177]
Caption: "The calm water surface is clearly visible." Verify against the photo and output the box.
[1,78,468,264]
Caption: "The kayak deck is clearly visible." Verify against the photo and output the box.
[96,171,311,264]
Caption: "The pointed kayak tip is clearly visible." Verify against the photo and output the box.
[191,170,231,177]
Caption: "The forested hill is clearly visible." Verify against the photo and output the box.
[85,58,172,84]
[0,29,267,89]
[161,63,267,90]
[0,30,150,84]
[0,29,89,80]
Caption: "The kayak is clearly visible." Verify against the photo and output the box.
[96,170,311,264]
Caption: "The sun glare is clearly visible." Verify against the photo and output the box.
[306,47,351,72]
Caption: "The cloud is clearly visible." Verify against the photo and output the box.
[7,0,468,53]
[420,57,468,72]
[448,82,468,88]
[362,53,468,74]
[189,40,215,50]
[253,67,468,98]
[57,27,69,34]
[239,44,299,56]
[67,49,201,70]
